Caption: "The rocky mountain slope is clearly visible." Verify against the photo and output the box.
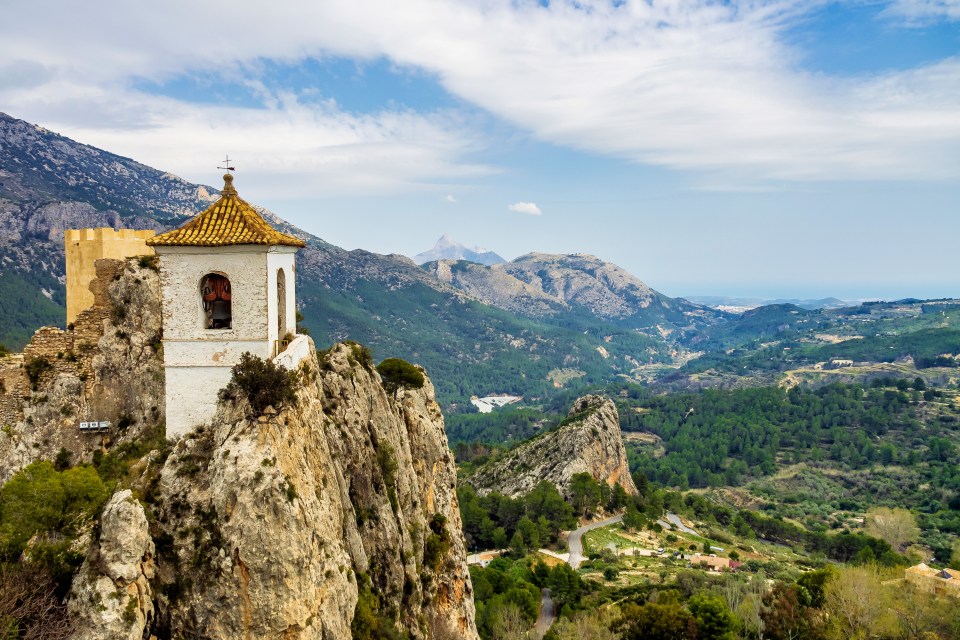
[0,257,477,638]
[0,111,714,405]
[0,112,214,347]
[413,234,505,266]
[425,253,721,332]
[466,395,637,500]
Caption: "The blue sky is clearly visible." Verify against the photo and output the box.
[1,0,958,300]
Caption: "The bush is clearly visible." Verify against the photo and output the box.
[0,563,74,639]
[423,513,451,572]
[24,357,52,390]
[344,340,373,369]
[137,254,160,271]
[219,353,298,416]
[376,358,425,394]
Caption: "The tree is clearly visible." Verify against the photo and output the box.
[822,565,897,640]
[864,507,919,553]
[517,516,540,551]
[550,608,619,640]
[622,505,646,531]
[762,583,814,640]
[375,358,425,393]
[615,601,697,640]
[570,473,602,518]
[688,592,735,640]
[797,566,835,609]
[509,531,527,557]
[492,527,508,550]
[491,602,529,640]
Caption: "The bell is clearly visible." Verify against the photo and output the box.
[211,300,231,323]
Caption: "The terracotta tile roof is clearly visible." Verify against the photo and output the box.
[148,174,306,248]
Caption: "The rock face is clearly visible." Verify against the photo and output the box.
[467,395,637,500]
[0,257,164,482]
[68,490,155,640]
[426,252,718,328]
[68,343,477,639]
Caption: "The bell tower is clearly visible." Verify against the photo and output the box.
[147,174,305,438]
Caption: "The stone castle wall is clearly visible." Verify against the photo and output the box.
[65,228,155,323]
[0,259,164,481]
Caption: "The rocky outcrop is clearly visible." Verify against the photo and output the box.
[68,490,155,640]
[0,257,164,482]
[467,395,637,500]
[67,343,477,640]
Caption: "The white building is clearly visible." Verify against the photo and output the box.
[147,173,306,438]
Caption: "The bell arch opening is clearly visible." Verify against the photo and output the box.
[201,273,232,329]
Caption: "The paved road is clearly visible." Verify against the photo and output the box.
[666,512,697,535]
[531,588,555,639]
[567,514,623,569]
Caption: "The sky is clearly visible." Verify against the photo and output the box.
[1,0,958,300]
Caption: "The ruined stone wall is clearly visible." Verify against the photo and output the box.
[0,257,164,481]
[65,228,155,323]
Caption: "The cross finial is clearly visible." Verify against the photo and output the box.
[218,155,236,172]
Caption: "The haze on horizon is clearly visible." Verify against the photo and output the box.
[2,0,958,302]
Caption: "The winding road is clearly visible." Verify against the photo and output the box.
[566,514,624,569]
[531,588,556,639]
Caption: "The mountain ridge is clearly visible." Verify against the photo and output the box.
[0,111,709,405]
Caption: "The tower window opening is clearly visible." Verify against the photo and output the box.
[201,274,232,329]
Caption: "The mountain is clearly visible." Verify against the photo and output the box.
[425,253,725,335]
[413,234,505,266]
[0,112,715,406]
[0,113,214,347]
[466,395,636,500]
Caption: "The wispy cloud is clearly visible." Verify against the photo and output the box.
[508,201,542,216]
[883,0,960,22]
[445,194,457,203]
[1,0,958,188]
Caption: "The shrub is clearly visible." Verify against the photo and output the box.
[54,448,72,471]
[218,353,298,416]
[345,341,373,369]
[423,513,451,572]
[24,357,52,390]
[376,358,425,394]
[0,563,74,639]
[137,254,160,271]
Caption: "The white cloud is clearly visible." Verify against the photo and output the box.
[883,0,960,22]
[1,0,958,186]
[445,194,457,203]
[508,201,542,216]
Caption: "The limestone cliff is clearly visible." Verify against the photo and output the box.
[67,341,477,639]
[0,250,476,637]
[466,395,637,500]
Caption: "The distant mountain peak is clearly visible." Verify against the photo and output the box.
[413,235,506,266]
